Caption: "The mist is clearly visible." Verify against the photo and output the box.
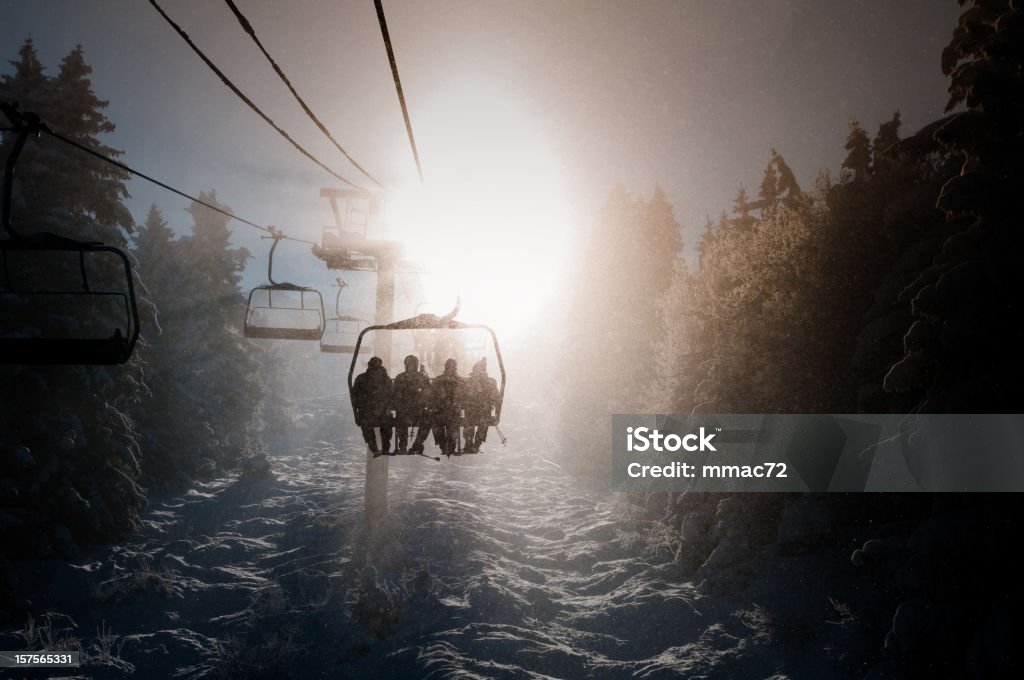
[2,2,1023,678]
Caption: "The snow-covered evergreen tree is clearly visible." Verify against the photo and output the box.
[841,120,872,181]
[0,41,146,561]
[178,192,260,469]
[130,194,264,487]
[556,185,683,474]
[885,0,1024,411]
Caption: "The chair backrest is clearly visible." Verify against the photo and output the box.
[347,316,507,425]
[320,315,370,353]
[0,240,141,365]
[243,284,326,341]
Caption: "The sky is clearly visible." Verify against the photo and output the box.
[1,0,962,341]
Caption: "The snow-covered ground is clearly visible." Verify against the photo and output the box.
[2,397,864,679]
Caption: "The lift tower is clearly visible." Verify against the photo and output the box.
[312,187,403,528]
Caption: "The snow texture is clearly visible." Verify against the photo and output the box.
[1,398,868,679]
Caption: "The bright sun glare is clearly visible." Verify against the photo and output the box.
[382,70,577,341]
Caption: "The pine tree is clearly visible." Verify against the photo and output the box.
[2,44,133,242]
[186,191,249,297]
[771,149,802,209]
[842,120,872,181]
[1,39,47,109]
[731,186,755,230]
[130,205,185,485]
[178,193,259,470]
[52,46,131,235]
[134,204,174,280]
[697,215,717,264]
[131,193,267,485]
[747,151,802,214]
[0,42,146,561]
[885,0,1024,410]
[557,185,682,474]
[639,184,684,304]
[758,156,779,205]
[873,111,902,166]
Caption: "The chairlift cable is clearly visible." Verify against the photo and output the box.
[222,0,384,189]
[373,0,423,184]
[146,0,362,190]
[41,126,316,246]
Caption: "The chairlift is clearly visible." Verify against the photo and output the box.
[347,305,507,453]
[320,278,371,354]
[243,232,325,341]
[0,104,140,365]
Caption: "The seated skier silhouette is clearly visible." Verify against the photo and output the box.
[351,356,393,454]
[462,357,500,453]
[430,358,463,456]
[393,354,431,454]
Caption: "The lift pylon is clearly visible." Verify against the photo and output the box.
[312,187,398,530]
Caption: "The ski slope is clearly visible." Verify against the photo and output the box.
[1,397,859,678]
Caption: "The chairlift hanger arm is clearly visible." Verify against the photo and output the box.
[259,229,318,287]
[265,231,283,286]
[1,106,43,240]
[333,277,349,318]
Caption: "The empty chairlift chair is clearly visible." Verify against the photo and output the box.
[243,232,325,341]
[321,315,369,353]
[0,105,140,365]
[320,279,371,354]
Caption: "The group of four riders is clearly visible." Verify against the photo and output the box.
[352,354,500,456]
